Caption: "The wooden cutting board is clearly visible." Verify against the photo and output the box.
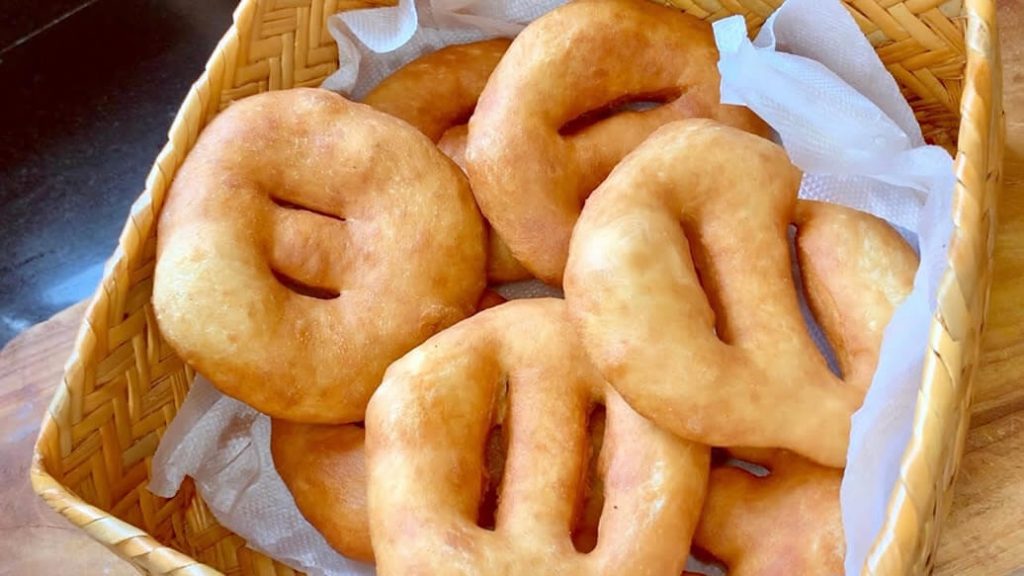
[2,2,1023,575]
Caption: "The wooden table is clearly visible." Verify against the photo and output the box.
[0,301,135,575]
[2,4,1022,576]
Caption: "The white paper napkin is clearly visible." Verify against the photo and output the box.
[150,1,956,574]
[149,377,374,576]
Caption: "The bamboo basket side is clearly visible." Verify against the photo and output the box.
[29,0,997,574]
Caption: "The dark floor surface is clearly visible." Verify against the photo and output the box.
[0,0,237,346]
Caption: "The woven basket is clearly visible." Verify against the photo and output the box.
[29,0,1002,574]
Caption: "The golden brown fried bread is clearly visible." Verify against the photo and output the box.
[366,298,709,575]
[438,124,529,283]
[154,88,486,423]
[564,120,917,467]
[364,41,531,283]
[466,0,768,284]
[437,124,469,166]
[271,409,525,564]
[363,39,510,142]
[794,200,918,391]
[695,449,844,575]
[270,420,372,562]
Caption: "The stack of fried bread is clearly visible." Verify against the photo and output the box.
[152,0,919,573]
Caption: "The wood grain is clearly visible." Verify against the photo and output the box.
[0,301,135,575]
[0,2,1021,574]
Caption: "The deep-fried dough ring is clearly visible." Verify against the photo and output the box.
[363,40,529,283]
[694,449,844,575]
[154,88,486,423]
[363,39,509,142]
[270,420,373,562]
[438,125,529,283]
[270,387,532,565]
[366,299,709,575]
[565,120,917,467]
[466,0,768,284]
[794,200,917,392]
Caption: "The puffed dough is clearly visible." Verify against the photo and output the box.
[271,420,373,562]
[366,298,709,576]
[154,88,486,423]
[438,124,529,283]
[794,200,918,392]
[363,39,510,142]
[565,119,917,467]
[270,399,529,565]
[467,0,768,284]
[364,40,530,283]
[694,449,844,575]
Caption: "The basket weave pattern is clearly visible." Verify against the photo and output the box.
[30,0,1001,574]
